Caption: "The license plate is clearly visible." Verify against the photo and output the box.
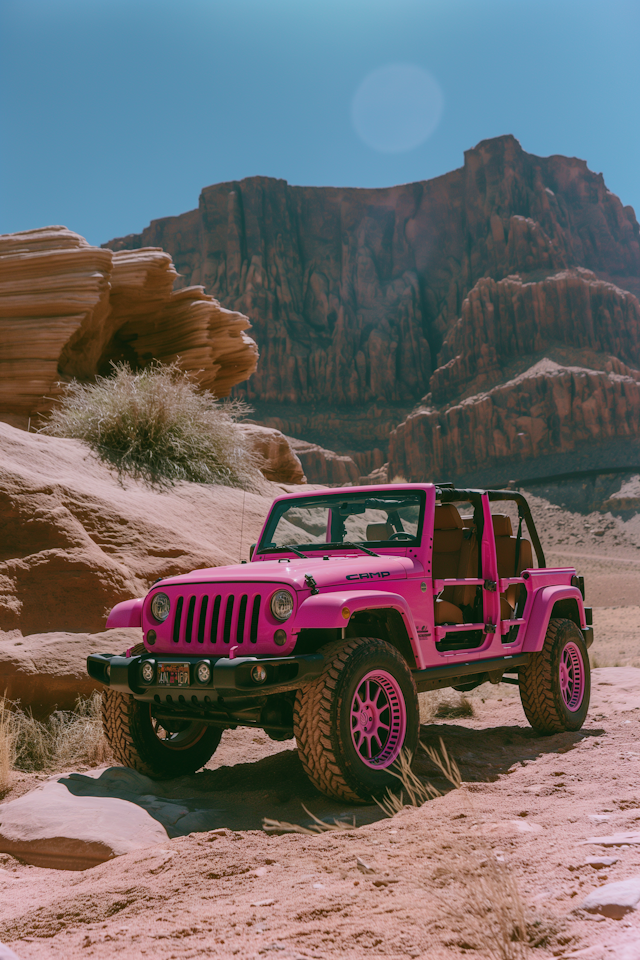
[157,662,190,686]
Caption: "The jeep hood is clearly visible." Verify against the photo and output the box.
[152,554,417,593]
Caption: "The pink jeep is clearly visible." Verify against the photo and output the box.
[88,484,593,801]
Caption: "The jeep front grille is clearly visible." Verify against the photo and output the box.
[170,589,262,646]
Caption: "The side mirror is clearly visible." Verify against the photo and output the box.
[249,543,256,560]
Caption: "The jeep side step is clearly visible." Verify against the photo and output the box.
[412,653,530,692]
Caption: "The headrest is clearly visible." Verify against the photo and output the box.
[434,504,462,530]
[492,515,513,537]
[366,522,394,541]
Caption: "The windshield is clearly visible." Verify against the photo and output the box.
[258,490,425,554]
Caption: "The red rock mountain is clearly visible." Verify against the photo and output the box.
[105,135,640,483]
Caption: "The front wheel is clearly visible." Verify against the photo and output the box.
[519,618,590,734]
[102,688,222,779]
[293,637,419,802]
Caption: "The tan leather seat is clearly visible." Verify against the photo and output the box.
[366,522,394,541]
[492,515,533,617]
[434,599,464,625]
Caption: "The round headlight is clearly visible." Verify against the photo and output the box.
[150,592,170,622]
[196,661,211,684]
[141,661,155,684]
[271,590,294,621]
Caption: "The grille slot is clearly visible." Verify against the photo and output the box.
[210,595,221,643]
[185,596,196,644]
[223,595,234,644]
[172,596,184,643]
[236,594,248,644]
[250,596,261,643]
[197,596,208,643]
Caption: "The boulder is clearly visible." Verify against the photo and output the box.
[0,772,168,870]
[577,875,640,919]
[286,438,360,486]
[238,424,306,484]
[0,628,139,717]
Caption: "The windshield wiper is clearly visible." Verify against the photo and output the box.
[281,544,308,559]
[328,541,379,557]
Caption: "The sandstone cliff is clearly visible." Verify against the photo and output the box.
[389,358,640,486]
[105,135,640,461]
[0,227,258,428]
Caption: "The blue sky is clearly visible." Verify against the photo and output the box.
[1,0,639,247]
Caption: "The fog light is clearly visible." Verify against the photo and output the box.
[141,661,155,684]
[146,629,156,645]
[251,664,268,684]
[274,629,287,646]
[196,661,211,684]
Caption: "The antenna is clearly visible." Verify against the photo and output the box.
[239,488,246,562]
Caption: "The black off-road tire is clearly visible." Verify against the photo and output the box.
[519,618,590,734]
[102,645,222,779]
[293,637,419,802]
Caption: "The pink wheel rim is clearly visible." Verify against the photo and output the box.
[559,641,585,711]
[350,670,406,769]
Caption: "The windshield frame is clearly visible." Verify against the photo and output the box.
[256,489,426,556]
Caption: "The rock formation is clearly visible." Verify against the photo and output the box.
[0,227,258,428]
[389,358,640,486]
[237,424,306,484]
[105,135,640,483]
[0,420,283,636]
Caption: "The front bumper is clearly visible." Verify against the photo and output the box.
[87,651,324,703]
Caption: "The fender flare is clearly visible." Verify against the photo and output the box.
[521,585,586,653]
[105,597,144,629]
[294,590,423,666]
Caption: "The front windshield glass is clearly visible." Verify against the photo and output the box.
[258,490,425,553]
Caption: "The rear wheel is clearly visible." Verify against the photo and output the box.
[293,637,419,802]
[519,618,590,734]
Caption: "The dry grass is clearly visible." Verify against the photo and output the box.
[420,690,476,722]
[263,804,356,835]
[41,360,259,489]
[0,695,17,795]
[0,692,111,782]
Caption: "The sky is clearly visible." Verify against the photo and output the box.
[1,0,639,247]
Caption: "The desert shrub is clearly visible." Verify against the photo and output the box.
[0,696,17,794]
[41,361,258,489]
[0,692,111,778]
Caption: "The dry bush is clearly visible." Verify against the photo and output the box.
[420,690,475,722]
[0,695,17,795]
[41,360,259,489]
[0,692,111,775]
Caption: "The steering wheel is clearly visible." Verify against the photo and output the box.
[388,532,413,541]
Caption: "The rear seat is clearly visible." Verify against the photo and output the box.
[492,514,533,618]
[432,505,478,625]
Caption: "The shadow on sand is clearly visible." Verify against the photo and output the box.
[58,720,602,838]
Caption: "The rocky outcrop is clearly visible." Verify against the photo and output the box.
[0,227,258,428]
[0,421,282,636]
[105,135,640,469]
[287,438,361,486]
[389,359,640,485]
[238,424,306,484]
[430,269,640,404]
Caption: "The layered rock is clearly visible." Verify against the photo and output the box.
[105,135,640,470]
[389,359,640,485]
[0,228,258,428]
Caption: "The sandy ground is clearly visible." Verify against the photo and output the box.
[2,494,640,959]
